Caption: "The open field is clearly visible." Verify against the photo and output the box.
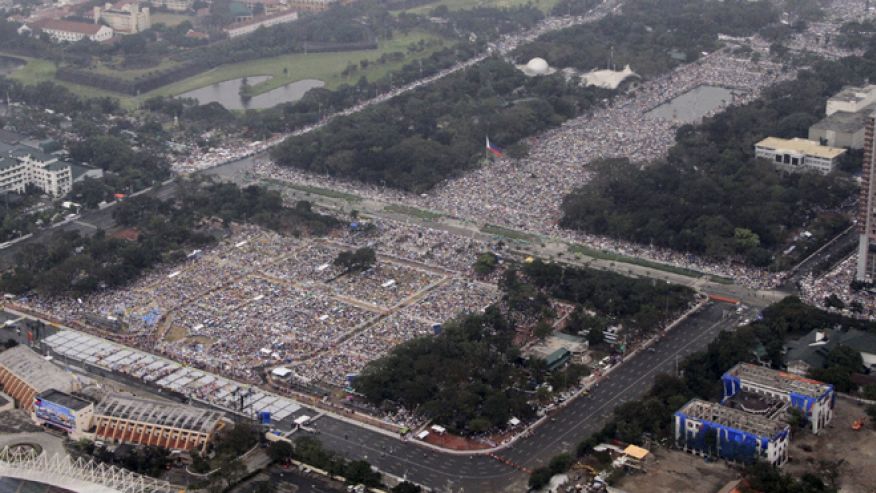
[400,0,561,14]
[4,30,449,110]
[151,30,447,98]
[615,447,739,493]
[786,398,876,493]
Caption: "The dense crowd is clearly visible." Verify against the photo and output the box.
[23,219,503,386]
[254,49,791,289]
[800,255,876,319]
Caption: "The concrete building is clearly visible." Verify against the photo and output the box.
[94,1,151,34]
[784,327,876,376]
[808,106,873,149]
[826,85,876,116]
[223,8,297,38]
[32,389,95,439]
[754,137,846,174]
[94,393,226,452]
[674,399,790,466]
[22,19,114,42]
[858,111,876,281]
[285,0,335,11]
[722,363,834,434]
[0,145,73,197]
[0,345,79,411]
[149,0,192,12]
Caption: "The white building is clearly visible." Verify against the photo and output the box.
[754,137,846,174]
[285,0,334,11]
[94,1,151,34]
[674,399,790,466]
[826,85,876,116]
[149,0,192,12]
[722,363,834,434]
[0,146,73,197]
[24,19,114,42]
[223,8,298,38]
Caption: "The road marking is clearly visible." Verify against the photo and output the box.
[532,315,730,457]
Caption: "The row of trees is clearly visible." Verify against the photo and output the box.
[521,0,779,78]
[0,179,339,296]
[272,56,601,191]
[561,54,876,267]
[271,0,784,192]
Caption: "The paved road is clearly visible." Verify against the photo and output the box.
[301,303,746,491]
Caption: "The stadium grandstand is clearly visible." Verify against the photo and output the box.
[0,345,79,411]
[94,393,226,452]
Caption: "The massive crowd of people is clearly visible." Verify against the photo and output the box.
[24,219,502,386]
[800,254,876,319]
[254,48,792,289]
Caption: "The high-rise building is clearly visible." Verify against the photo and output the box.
[857,111,876,281]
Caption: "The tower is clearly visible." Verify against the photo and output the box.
[856,111,876,281]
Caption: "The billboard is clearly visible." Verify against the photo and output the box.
[33,398,76,431]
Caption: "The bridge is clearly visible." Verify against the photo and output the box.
[0,446,179,493]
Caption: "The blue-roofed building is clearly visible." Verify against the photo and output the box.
[674,399,790,466]
[722,363,834,434]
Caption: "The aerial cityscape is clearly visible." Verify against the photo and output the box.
[0,0,875,492]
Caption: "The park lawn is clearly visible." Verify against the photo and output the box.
[4,54,136,105]
[400,0,560,15]
[148,30,449,99]
[3,30,449,110]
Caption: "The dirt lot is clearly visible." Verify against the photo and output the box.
[785,398,876,493]
[615,446,740,493]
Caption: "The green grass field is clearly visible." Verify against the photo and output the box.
[400,0,560,15]
[151,30,446,98]
[4,30,448,110]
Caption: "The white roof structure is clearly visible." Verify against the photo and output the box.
[519,57,556,77]
[581,64,639,89]
[0,345,78,394]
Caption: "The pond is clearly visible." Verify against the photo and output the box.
[646,85,737,124]
[178,76,325,110]
[0,56,25,77]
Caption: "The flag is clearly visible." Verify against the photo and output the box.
[486,136,504,158]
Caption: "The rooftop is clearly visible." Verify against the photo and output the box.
[755,137,846,160]
[31,18,106,35]
[0,345,78,394]
[0,129,24,145]
[10,145,59,164]
[785,328,876,370]
[724,362,833,398]
[224,8,297,30]
[810,105,873,133]
[96,393,224,433]
[677,399,788,438]
[37,389,93,411]
[829,84,876,103]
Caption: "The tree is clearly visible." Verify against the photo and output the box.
[534,320,553,340]
[391,481,422,493]
[528,466,553,490]
[268,440,293,463]
[473,252,499,275]
[334,247,377,273]
[586,327,604,347]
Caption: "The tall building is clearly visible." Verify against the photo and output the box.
[857,111,876,281]
[94,1,150,34]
